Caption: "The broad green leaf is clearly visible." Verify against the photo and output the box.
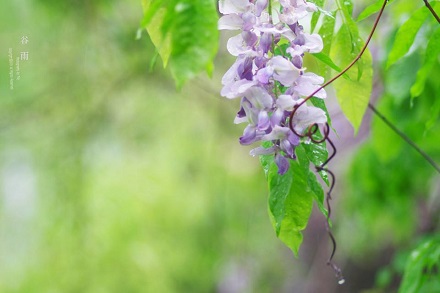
[141,0,169,27]
[260,146,317,256]
[260,154,295,236]
[301,137,329,217]
[410,26,440,99]
[142,0,219,87]
[142,1,171,67]
[336,0,365,80]
[386,3,438,69]
[399,237,440,293]
[316,11,336,78]
[357,0,391,22]
[301,126,330,186]
[330,23,373,133]
[307,170,327,217]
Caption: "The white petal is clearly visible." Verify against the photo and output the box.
[245,86,273,109]
[221,57,243,86]
[218,14,244,30]
[226,34,258,57]
[250,146,276,157]
[303,33,323,53]
[295,73,326,99]
[276,95,295,110]
[219,0,249,14]
[221,79,256,99]
[291,105,327,133]
[270,56,300,86]
[234,116,248,124]
[302,72,325,84]
[226,34,245,56]
[262,125,289,141]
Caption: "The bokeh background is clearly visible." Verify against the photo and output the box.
[1,1,440,292]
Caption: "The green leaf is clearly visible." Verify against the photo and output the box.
[336,0,365,80]
[301,136,329,217]
[260,146,317,256]
[302,137,329,186]
[410,26,440,99]
[399,236,440,293]
[307,170,327,217]
[330,23,373,133]
[142,0,172,67]
[386,4,435,69]
[141,0,169,27]
[338,0,353,16]
[315,11,336,79]
[357,0,390,22]
[142,0,219,87]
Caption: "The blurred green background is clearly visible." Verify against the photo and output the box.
[0,1,300,292]
[1,1,440,292]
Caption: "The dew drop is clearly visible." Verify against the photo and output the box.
[338,278,345,285]
[175,3,188,12]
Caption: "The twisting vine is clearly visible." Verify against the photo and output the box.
[288,0,388,282]
[216,0,440,285]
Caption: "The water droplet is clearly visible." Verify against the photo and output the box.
[338,278,345,285]
[175,3,188,12]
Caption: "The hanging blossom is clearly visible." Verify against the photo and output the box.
[219,0,328,174]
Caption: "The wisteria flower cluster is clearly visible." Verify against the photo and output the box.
[219,0,328,174]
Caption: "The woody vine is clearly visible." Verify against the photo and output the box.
[142,0,440,287]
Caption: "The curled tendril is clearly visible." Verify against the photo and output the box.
[289,101,344,283]
[285,0,388,283]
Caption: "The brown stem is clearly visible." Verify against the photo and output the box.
[288,0,388,131]
[368,103,440,174]
[423,0,440,23]
[287,0,388,283]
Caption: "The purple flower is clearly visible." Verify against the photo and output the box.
[219,0,327,174]
[290,100,327,134]
[294,73,327,99]
[269,56,300,86]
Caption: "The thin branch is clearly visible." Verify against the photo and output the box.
[423,0,440,23]
[289,0,388,130]
[286,1,388,283]
[368,103,440,174]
